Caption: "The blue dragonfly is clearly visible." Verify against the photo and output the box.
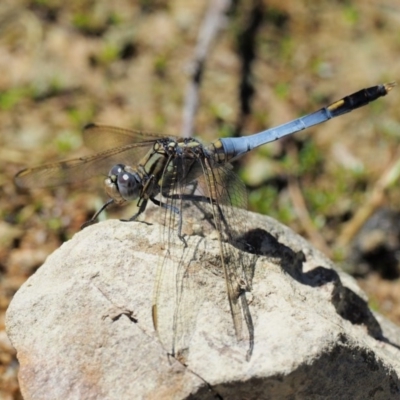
[15,82,395,360]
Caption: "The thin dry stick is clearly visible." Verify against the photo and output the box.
[286,143,332,256]
[337,149,400,248]
[181,0,232,138]
[287,175,332,257]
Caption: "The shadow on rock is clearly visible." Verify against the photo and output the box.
[238,227,400,352]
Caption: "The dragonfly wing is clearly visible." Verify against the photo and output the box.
[151,154,203,358]
[199,159,254,357]
[83,124,175,152]
[152,150,254,359]
[14,141,154,188]
[152,231,209,360]
[15,123,176,189]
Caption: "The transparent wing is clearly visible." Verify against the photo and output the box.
[14,123,178,189]
[152,154,197,358]
[83,123,176,152]
[198,159,254,357]
[152,150,254,359]
[15,139,160,189]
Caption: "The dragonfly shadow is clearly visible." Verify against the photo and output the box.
[237,227,400,352]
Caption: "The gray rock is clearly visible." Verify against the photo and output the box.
[6,211,400,399]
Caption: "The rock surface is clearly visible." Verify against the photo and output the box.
[6,210,400,399]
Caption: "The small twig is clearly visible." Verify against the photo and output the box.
[337,149,400,248]
[287,174,332,258]
[181,0,232,138]
[285,142,332,256]
[235,0,264,136]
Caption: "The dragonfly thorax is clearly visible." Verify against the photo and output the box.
[105,164,142,205]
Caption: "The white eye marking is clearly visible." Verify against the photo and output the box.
[117,167,122,173]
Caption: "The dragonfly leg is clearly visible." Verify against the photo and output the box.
[150,197,179,214]
[150,197,187,246]
[81,199,115,229]
[121,198,149,222]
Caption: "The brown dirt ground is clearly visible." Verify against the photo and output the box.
[1,1,400,398]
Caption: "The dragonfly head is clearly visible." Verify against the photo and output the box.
[105,164,142,203]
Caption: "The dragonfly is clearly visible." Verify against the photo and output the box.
[15,82,395,360]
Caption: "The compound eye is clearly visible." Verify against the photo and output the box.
[108,164,126,181]
[120,171,142,202]
[106,164,141,201]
